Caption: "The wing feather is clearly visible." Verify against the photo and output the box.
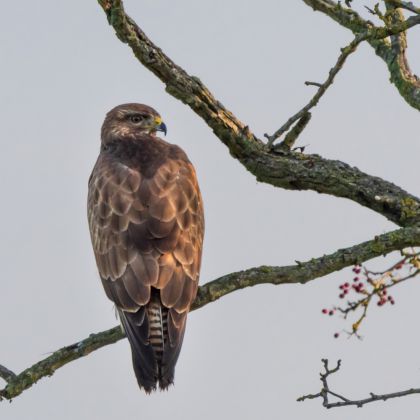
[88,144,204,390]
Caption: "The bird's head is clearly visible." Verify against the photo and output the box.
[101,103,167,144]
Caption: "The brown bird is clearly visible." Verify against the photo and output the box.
[87,103,204,392]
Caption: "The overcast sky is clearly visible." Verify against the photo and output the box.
[1,1,420,419]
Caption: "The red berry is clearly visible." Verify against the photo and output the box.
[353,277,359,282]
[344,282,350,288]
[334,333,339,338]
[339,293,345,299]
[339,285,344,290]
[329,310,334,316]
[322,309,328,314]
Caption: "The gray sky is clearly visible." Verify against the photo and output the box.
[1,1,420,419]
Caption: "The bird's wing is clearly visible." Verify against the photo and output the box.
[88,150,204,304]
[88,150,204,385]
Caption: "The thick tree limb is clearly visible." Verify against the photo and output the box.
[95,0,420,227]
[302,0,420,111]
[0,0,417,405]
[298,359,420,408]
[193,227,420,308]
[384,1,418,111]
[2,227,420,400]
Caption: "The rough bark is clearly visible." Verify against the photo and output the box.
[2,227,420,400]
[95,0,420,228]
[302,0,420,111]
[3,0,420,402]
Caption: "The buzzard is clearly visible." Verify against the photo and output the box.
[87,103,204,392]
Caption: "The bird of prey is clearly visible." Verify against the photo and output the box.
[87,103,204,392]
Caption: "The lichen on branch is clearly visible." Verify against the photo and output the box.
[96,0,420,228]
[302,0,420,111]
[2,0,419,405]
[2,227,420,400]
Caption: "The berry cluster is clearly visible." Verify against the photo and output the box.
[376,287,395,306]
[320,251,420,339]
[321,308,334,316]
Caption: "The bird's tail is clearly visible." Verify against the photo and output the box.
[146,292,168,380]
[119,289,180,393]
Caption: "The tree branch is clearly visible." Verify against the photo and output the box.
[302,0,420,111]
[265,34,366,147]
[2,226,420,400]
[0,365,16,383]
[298,359,420,408]
[95,0,420,227]
[273,112,312,153]
[387,0,420,14]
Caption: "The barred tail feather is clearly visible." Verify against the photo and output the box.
[119,307,158,393]
[119,289,187,393]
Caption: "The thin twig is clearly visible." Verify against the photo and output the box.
[330,253,420,336]
[304,81,323,87]
[298,359,420,408]
[302,0,420,111]
[273,112,312,152]
[265,35,366,147]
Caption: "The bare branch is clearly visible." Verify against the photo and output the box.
[265,1,420,147]
[193,227,420,309]
[302,0,420,111]
[0,327,123,401]
[95,0,420,227]
[265,34,366,147]
[298,359,420,408]
[2,227,420,400]
[387,0,420,14]
[305,81,323,87]
[0,365,16,383]
[272,112,312,152]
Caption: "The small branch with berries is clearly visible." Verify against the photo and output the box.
[2,229,420,400]
[321,250,420,338]
[298,359,420,408]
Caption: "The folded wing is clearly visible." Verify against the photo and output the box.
[88,149,204,391]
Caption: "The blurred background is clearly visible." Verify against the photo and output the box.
[1,1,420,419]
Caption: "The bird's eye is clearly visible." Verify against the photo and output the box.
[129,114,143,124]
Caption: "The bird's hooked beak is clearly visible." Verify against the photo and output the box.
[154,116,167,136]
